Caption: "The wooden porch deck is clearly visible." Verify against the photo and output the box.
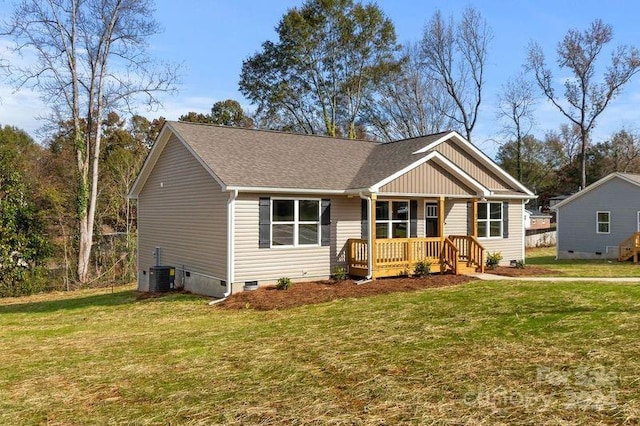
[347,235,485,278]
[619,232,640,262]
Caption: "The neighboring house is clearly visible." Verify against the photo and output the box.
[552,172,640,261]
[524,209,552,230]
[549,194,572,208]
[129,122,534,297]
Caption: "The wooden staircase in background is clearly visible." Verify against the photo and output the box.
[618,232,640,262]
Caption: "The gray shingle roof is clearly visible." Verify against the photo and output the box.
[169,121,447,191]
[163,121,529,195]
[169,121,375,190]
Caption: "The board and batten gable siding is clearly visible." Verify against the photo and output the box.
[379,161,476,195]
[444,199,524,264]
[434,139,513,191]
[234,194,360,285]
[557,177,640,258]
[137,134,227,295]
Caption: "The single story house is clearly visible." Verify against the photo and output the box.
[129,122,534,297]
[552,172,640,261]
[524,209,552,230]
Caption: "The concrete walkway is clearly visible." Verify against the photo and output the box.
[471,273,640,282]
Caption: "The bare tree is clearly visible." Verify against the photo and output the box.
[526,19,640,190]
[420,7,492,142]
[545,123,582,168]
[4,0,179,283]
[363,42,455,141]
[497,74,536,181]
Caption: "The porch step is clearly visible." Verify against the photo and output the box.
[457,264,480,275]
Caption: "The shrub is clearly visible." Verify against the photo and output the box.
[275,277,291,290]
[333,266,347,281]
[485,252,503,270]
[413,259,433,277]
[514,260,525,269]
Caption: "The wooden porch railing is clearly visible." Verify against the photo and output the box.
[347,237,442,278]
[449,235,485,273]
[618,232,640,262]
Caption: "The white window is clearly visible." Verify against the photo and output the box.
[272,199,320,246]
[596,211,610,234]
[477,202,503,238]
[375,200,409,238]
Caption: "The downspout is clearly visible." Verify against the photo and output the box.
[209,189,238,306]
[359,192,373,281]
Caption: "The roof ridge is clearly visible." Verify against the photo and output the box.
[168,120,380,145]
[377,130,454,145]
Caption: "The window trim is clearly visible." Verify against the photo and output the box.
[477,201,503,239]
[596,211,611,234]
[375,199,410,239]
[637,211,640,232]
[270,198,321,248]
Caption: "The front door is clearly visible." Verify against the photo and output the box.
[425,202,439,237]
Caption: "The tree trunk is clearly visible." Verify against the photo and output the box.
[580,129,588,190]
[77,213,93,283]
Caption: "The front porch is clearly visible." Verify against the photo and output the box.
[347,235,485,278]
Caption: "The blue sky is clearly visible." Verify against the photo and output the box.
[1,0,640,158]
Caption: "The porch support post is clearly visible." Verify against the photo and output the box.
[370,193,377,279]
[438,196,445,243]
[471,198,478,237]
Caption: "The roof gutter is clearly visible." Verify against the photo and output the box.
[358,192,373,281]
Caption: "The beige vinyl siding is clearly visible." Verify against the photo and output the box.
[234,194,361,285]
[435,140,513,191]
[138,134,227,290]
[478,201,524,264]
[444,200,468,235]
[380,161,475,195]
[444,199,524,264]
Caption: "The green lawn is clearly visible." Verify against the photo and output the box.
[1,281,639,424]
[526,246,640,277]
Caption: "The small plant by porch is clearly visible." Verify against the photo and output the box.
[347,235,485,279]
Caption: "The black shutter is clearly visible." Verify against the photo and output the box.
[502,201,509,239]
[410,200,418,237]
[259,197,270,248]
[321,199,331,246]
[467,201,473,236]
[361,199,368,238]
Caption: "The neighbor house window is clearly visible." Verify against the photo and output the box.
[596,211,610,234]
[272,199,320,246]
[477,202,503,238]
[375,200,409,238]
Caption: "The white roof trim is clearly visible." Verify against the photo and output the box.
[225,186,347,194]
[412,132,455,154]
[128,122,227,199]
[369,151,491,197]
[551,172,640,210]
[413,131,534,196]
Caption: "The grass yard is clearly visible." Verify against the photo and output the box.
[527,246,640,277]
[1,280,639,424]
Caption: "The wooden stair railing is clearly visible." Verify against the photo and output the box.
[440,237,459,274]
[448,235,485,273]
[618,232,640,262]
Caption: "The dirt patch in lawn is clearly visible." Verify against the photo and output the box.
[218,274,474,311]
[488,265,560,277]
